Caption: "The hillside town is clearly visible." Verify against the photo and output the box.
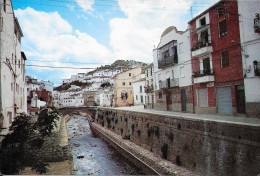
[1,0,260,135]
[0,0,260,175]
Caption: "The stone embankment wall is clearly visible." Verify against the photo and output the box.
[26,115,72,163]
[92,107,260,176]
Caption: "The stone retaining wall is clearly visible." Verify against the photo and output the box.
[25,115,72,163]
[92,107,260,176]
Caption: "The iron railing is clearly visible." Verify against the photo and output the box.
[193,69,214,78]
[159,78,179,89]
[158,55,178,69]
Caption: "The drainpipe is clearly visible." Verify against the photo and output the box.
[0,0,3,115]
[189,24,195,114]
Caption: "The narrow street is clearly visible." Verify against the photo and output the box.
[66,115,144,175]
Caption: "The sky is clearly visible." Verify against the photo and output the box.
[12,0,219,86]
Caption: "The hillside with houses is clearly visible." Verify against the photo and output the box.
[52,60,147,108]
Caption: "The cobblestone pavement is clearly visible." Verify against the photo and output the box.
[107,105,260,126]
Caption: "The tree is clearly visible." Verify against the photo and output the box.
[0,108,60,175]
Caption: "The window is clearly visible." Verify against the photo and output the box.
[159,92,162,99]
[140,86,142,93]
[4,0,6,12]
[220,50,229,67]
[253,60,260,76]
[198,30,209,44]
[136,95,138,100]
[198,88,208,107]
[200,17,206,26]
[129,73,131,76]
[203,58,211,74]
[219,19,227,37]
[167,78,170,88]
[122,82,125,86]
[217,7,226,17]
[147,70,149,77]
[129,82,132,85]
[141,95,144,103]
[150,68,152,76]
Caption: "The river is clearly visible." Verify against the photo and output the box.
[66,115,144,175]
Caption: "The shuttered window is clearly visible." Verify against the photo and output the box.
[221,50,229,68]
[198,88,208,107]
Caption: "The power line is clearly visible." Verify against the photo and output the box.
[25,64,96,69]
[27,60,113,65]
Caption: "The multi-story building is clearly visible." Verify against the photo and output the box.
[41,80,54,93]
[113,66,142,107]
[27,76,54,113]
[153,26,193,112]
[237,1,260,117]
[133,78,146,106]
[0,0,27,135]
[189,0,244,115]
[53,89,84,108]
[144,64,155,109]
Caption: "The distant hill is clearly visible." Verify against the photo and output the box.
[86,60,148,76]
[54,60,148,91]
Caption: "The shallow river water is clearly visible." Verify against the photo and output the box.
[66,115,144,175]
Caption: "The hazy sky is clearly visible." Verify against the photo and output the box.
[12,0,219,86]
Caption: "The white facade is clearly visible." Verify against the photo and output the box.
[53,90,84,108]
[99,89,113,107]
[133,79,146,105]
[41,80,54,93]
[153,27,192,91]
[62,96,84,107]
[145,64,155,106]
[238,0,260,109]
[31,92,46,109]
[0,0,27,133]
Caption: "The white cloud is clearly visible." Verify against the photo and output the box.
[15,7,113,84]
[109,0,193,63]
[75,0,94,12]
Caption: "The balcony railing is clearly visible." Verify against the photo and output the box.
[145,86,154,93]
[191,41,212,51]
[193,69,214,78]
[254,15,260,33]
[159,78,179,89]
[158,55,178,69]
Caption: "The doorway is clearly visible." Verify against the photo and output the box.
[236,85,245,113]
[181,89,186,111]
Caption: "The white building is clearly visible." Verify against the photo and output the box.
[99,89,114,107]
[53,89,84,108]
[41,80,54,93]
[133,78,146,106]
[238,1,260,117]
[62,96,84,107]
[144,64,155,109]
[0,0,27,135]
[153,26,193,112]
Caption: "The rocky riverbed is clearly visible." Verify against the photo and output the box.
[67,115,144,175]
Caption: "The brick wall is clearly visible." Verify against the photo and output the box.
[93,108,260,176]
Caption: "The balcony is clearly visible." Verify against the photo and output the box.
[145,86,154,93]
[159,78,179,89]
[158,55,178,69]
[254,14,260,33]
[193,69,214,84]
[192,42,212,57]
